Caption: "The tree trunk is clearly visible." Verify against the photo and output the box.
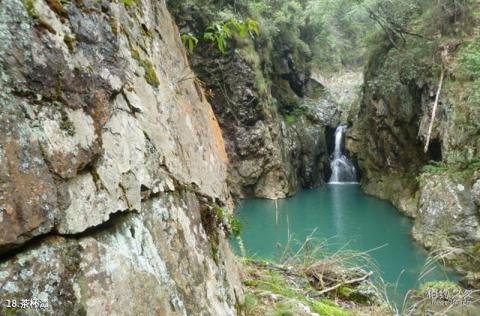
[424,67,445,153]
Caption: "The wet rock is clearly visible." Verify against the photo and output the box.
[301,98,340,127]
[361,174,419,218]
[287,117,329,188]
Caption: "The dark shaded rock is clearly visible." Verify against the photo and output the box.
[168,2,332,199]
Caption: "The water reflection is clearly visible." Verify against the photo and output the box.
[233,185,459,307]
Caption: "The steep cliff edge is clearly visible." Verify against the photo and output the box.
[0,0,243,314]
[167,1,339,199]
[350,2,480,284]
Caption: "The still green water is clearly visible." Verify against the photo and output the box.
[232,184,458,306]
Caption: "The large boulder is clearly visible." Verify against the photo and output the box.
[0,193,242,315]
[413,175,480,249]
[0,0,242,314]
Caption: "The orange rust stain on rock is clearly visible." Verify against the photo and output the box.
[0,135,56,248]
[46,145,99,179]
[176,97,195,117]
[205,102,228,164]
[89,91,112,134]
[45,0,68,17]
[175,95,228,164]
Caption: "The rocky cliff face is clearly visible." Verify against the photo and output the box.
[413,175,480,250]
[168,2,338,199]
[0,0,243,314]
[350,27,480,279]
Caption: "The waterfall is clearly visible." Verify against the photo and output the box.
[329,126,358,184]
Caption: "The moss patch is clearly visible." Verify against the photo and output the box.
[241,259,386,316]
[420,158,480,184]
[63,35,76,53]
[311,299,350,316]
[282,108,305,126]
[59,119,75,136]
[130,47,160,87]
[122,0,137,7]
[24,0,38,19]
[23,0,57,34]
[141,59,160,87]
[418,281,461,296]
[109,16,118,37]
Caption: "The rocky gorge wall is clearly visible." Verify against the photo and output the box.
[168,1,340,199]
[349,27,480,285]
[0,0,243,314]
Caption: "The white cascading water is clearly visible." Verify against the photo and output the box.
[329,126,358,184]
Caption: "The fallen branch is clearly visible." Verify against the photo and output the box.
[313,271,374,296]
[424,67,445,153]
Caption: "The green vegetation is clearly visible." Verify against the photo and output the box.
[203,18,259,53]
[238,230,476,315]
[24,0,38,19]
[421,161,449,175]
[141,59,160,87]
[180,17,259,54]
[121,0,137,7]
[244,0,377,73]
[421,159,480,183]
[283,108,305,126]
[109,16,119,37]
[311,299,350,316]
[199,203,242,265]
[212,204,242,238]
[244,293,257,315]
[181,33,198,54]
[170,0,380,73]
[418,280,461,296]
[63,35,76,53]
[236,234,397,315]
[460,35,480,104]
[59,119,75,136]
[356,0,480,192]
[449,242,480,274]
[241,259,355,316]
[130,47,160,87]
[23,0,57,34]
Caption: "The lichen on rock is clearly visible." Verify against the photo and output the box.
[413,174,480,250]
[0,0,243,314]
